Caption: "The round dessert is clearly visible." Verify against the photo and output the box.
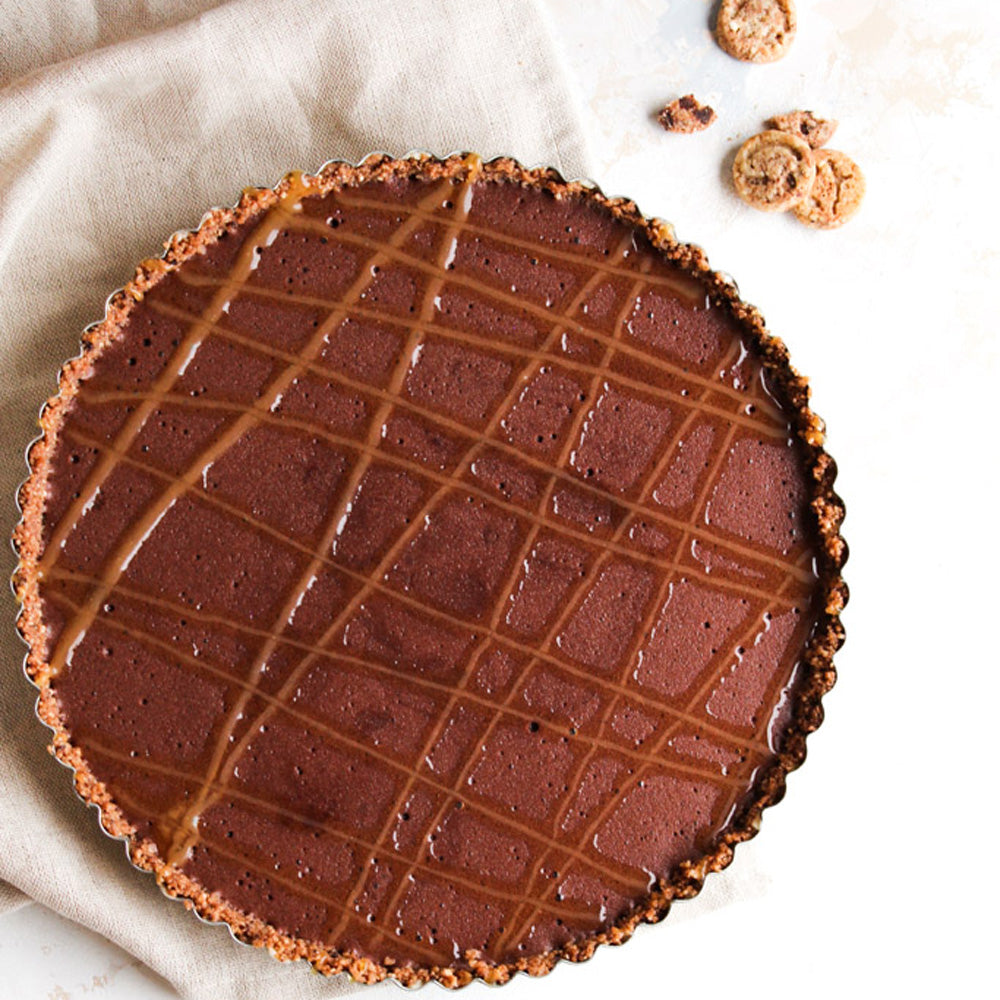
[13,154,846,987]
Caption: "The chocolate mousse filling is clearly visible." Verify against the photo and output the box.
[13,154,846,987]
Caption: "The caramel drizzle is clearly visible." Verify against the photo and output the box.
[322,244,650,947]
[180,234,681,933]
[495,407,749,952]
[53,428,780,750]
[42,584,668,885]
[46,567,749,784]
[68,400,794,607]
[334,188,705,298]
[82,742,602,923]
[502,574,805,950]
[42,172,458,681]
[35,165,821,962]
[145,293,789,438]
[148,207,631,881]
[79,301,807,583]
[161,166,488,867]
[242,209,784,421]
[176,243,785,422]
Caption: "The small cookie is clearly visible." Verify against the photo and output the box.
[716,0,797,63]
[793,149,865,228]
[657,95,717,133]
[766,110,838,149]
[732,130,815,212]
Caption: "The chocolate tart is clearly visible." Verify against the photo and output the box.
[12,153,846,988]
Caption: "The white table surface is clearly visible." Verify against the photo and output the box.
[4,0,998,996]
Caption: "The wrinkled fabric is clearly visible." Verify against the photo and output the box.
[0,2,589,996]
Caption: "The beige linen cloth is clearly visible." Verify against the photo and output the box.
[0,1,589,995]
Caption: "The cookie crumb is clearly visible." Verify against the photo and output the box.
[716,0,797,63]
[657,95,717,133]
[732,130,815,212]
[766,110,838,149]
[793,149,865,228]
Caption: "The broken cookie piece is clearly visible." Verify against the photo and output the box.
[716,0,797,63]
[657,95,717,133]
[766,110,838,149]
[732,129,815,212]
[793,149,865,228]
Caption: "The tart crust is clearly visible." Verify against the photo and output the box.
[12,152,848,989]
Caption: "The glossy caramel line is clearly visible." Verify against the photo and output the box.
[136,229,651,943]
[503,569,804,946]
[79,389,792,603]
[334,189,706,303]
[552,419,747,822]
[132,210,779,813]
[178,251,782,420]
[465,354,745,954]
[48,565,748,783]
[42,175,460,685]
[84,740,602,921]
[279,203,784,422]
[103,779,454,967]
[211,231,637,947]
[286,211,788,425]
[60,425,776,752]
[85,300,808,584]
[42,586,651,887]
[37,183,308,575]
[596,576,802,854]
[548,419,745,810]
[164,164,488,867]
[147,293,788,438]
[496,403,750,951]
[368,268,648,936]
[678,608,811,875]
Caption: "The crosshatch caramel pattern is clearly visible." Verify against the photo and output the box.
[13,154,847,988]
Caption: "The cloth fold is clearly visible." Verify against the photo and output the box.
[0,2,590,996]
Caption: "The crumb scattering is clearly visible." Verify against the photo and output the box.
[657,95,717,134]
